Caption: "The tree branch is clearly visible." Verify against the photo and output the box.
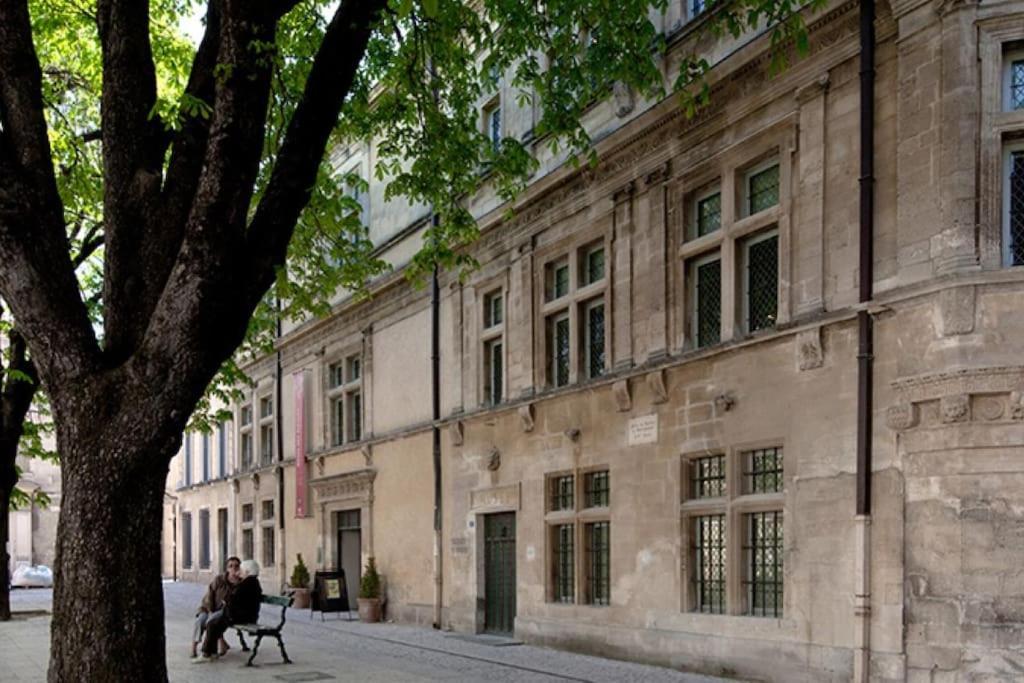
[244,0,387,307]
[0,0,100,383]
[97,0,169,362]
[1,329,39,444]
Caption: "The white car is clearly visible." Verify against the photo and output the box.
[11,564,53,588]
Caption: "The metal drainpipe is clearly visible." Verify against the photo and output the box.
[431,214,443,630]
[854,0,875,680]
[276,299,287,590]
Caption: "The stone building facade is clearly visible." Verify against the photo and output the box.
[164,0,1024,680]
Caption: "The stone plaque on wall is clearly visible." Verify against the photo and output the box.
[628,414,658,445]
[469,483,520,511]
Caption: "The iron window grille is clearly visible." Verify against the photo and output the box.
[693,256,722,348]
[550,314,570,387]
[743,511,783,617]
[551,475,575,511]
[553,524,575,603]
[744,231,778,333]
[585,521,611,605]
[693,514,726,614]
[183,434,193,487]
[1011,59,1024,110]
[484,291,503,328]
[692,455,726,498]
[182,512,193,569]
[485,339,503,405]
[696,192,721,237]
[262,525,275,568]
[747,164,780,215]
[584,300,605,379]
[743,447,784,494]
[547,259,570,301]
[582,246,605,286]
[584,470,610,508]
[1007,148,1024,267]
[199,510,211,570]
[241,528,254,561]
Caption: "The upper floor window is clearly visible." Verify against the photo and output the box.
[484,101,502,152]
[1004,50,1024,111]
[743,161,780,217]
[183,433,193,487]
[1006,146,1024,266]
[481,288,505,406]
[690,0,707,19]
[258,394,274,466]
[327,352,363,446]
[742,229,779,333]
[691,185,722,239]
[344,166,369,227]
[541,241,609,389]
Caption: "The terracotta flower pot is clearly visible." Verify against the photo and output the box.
[357,597,382,623]
[291,587,311,610]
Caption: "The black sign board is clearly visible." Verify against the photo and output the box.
[310,570,352,620]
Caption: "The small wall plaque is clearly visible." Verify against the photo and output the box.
[628,414,658,445]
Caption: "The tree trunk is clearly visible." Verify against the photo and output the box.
[47,426,174,682]
[0,482,11,622]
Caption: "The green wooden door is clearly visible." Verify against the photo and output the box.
[484,512,516,634]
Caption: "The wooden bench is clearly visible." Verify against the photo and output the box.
[234,594,293,667]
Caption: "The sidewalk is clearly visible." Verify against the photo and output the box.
[2,582,740,682]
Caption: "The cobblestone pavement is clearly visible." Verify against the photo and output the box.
[1,582,740,682]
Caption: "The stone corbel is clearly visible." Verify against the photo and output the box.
[449,420,465,447]
[612,380,631,412]
[647,369,668,404]
[518,403,535,432]
[796,327,824,371]
[361,444,373,467]
[486,447,501,471]
[612,81,635,118]
[316,455,326,477]
[231,478,240,494]
[251,472,260,491]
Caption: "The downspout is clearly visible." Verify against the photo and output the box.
[431,214,444,630]
[276,298,287,590]
[854,0,875,681]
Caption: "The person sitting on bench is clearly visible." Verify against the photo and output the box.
[195,559,262,662]
[190,556,240,658]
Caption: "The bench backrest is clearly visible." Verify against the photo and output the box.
[262,595,293,608]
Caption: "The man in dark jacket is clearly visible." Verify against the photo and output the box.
[196,559,263,661]
[190,556,240,657]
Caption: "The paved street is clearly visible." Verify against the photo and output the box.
[1,582,737,682]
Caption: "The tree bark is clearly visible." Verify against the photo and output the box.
[0,464,14,621]
[47,413,175,682]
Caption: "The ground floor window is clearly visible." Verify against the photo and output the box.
[584,521,610,606]
[182,512,193,569]
[552,524,574,603]
[261,525,275,568]
[744,511,783,617]
[693,514,726,614]
[198,509,211,570]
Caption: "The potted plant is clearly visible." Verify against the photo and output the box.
[357,556,383,623]
[289,553,311,609]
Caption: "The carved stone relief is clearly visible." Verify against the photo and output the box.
[887,367,1024,431]
[613,81,635,118]
[937,286,976,337]
[940,394,970,423]
[886,403,918,431]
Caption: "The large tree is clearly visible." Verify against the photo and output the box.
[0,0,817,679]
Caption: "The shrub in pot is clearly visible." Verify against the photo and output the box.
[357,556,383,623]
[289,554,311,609]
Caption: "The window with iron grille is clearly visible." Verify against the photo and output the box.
[691,455,726,498]
[549,313,570,387]
[1006,147,1024,267]
[182,512,193,568]
[695,191,721,238]
[744,231,778,332]
[547,259,570,301]
[691,254,721,348]
[584,470,610,508]
[582,246,605,286]
[199,509,211,570]
[183,434,193,487]
[1008,57,1024,111]
[744,511,783,617]
[484,290,503,328]
[242,528,254,561]
[743,447,784,494]
[746,164,779,215]
[584,521,611,605]
[349,391,362,442]
[262,499,275,520]
[484,339,503,405]
[550,474,574,511]
[584,300,605,379]
[201,434,210,482]
[693,514,726,614]
[262,525,275,568]
[242,503,253,523]
[553,524,575,603]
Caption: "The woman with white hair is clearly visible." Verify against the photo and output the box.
[194,560,263,662]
